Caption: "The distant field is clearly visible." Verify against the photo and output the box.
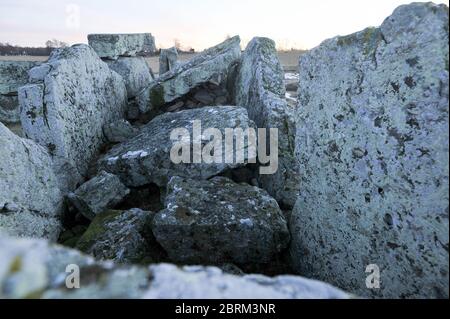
[0,50,304,73]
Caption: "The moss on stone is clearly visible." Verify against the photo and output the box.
[149,84,166,109]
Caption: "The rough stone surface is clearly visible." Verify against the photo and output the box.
[103,119,139,143]
[0,123,63,241]
[159,47,179,74]
[137,36,241,114]
[98,106,256,187]
[76,209,158,264]
[291,3,449,298]
[19,44,128,192]
[88,33,156,59]
[152,176,290,267]
[105,57,154,98]
[0,61,40,123]
[0,236,349,299]
[235,37,300,208]
[67,171,130,220]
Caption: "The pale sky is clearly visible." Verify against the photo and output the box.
[0,0,448,50]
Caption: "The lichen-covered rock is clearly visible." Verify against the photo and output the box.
[234,37,299,208]
[0,123,62,241]
[103,119,139,143]
[19,44,128,192]
[291,3,449,298]
[152,176,290,267]
[98,106,256,187]
[105,57,154,99]
[159,47,179,74]
[67,171,130,220]
[137,36,241,114]
[87,33,156,59]
[0,61,40,124]
[0,236,349,299]
[76,209,159,264]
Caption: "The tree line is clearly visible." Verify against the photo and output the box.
[0,39,68,56]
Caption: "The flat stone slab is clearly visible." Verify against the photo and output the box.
[152,176,290,266]
[159,47,179,74]
[88,33,156,59]
[98,106,256,187]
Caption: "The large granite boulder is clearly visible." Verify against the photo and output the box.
[105,57,154,99]
[67,171,130,220]
[291,2,449,298]
[76,209,159,264]
[137,36,241,114]
[152,176,290,267]
[0,123,63,241]
[234,37,300,208]
[87,33,156,59]
[0,236,349,299]
[98,106,256,187]
[159,47,179,74]
[0,61,40,124]
[19,44,128,192]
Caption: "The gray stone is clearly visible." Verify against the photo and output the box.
[291,3,449,298]
[105,57,154,99]
[152,176,290,266]
[103,119,139,143]
[67,171,130,220]
[0,236,349,299]
[0,61,40,123]
[234,37,300,208]
[19,44,128,192]
[137,36,241,114]
[98,106,256,187]
[159,47,179,74]
[76,209,158,264]
[0,123,63,241]
[193,90,215,105]
[88,33,156,59]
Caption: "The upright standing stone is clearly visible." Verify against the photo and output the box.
[0,123,63,241]
[291,3,449,298]
[87,33,156,59]
[234,37,300,208]
[159,47,179,74]
[19,44,128,192]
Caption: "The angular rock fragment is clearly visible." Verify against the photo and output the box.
[103,119,139,143]
[88,33,156,59]
[234,37,300,208]
[152,176,290,267]
[19,44,128,191]
[67,171,130,220]
[159,47,179,74]
[105,57,154,99]
[76,209,162,264]
[0,123,63,241]
[291,3,449,298]
[0,61,40,124]
[0,236,349,299]
[137,36,241,114]
[99,106,256,187]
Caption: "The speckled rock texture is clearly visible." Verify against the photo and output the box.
[19,44,128,192]
[234,37,300,208]
[152,176,290,267]
[105,57,154,99]
[98,106,256,187]
[0,123,63,241]
[103,119,139,143]
[67,171,130,220]
[291,2,449,298]
[0,61,40,123]
[76,209,158,264]
[137,36,241,114]
[0,236,349,299]
[159,47,179,74]
[87,33,156,59]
